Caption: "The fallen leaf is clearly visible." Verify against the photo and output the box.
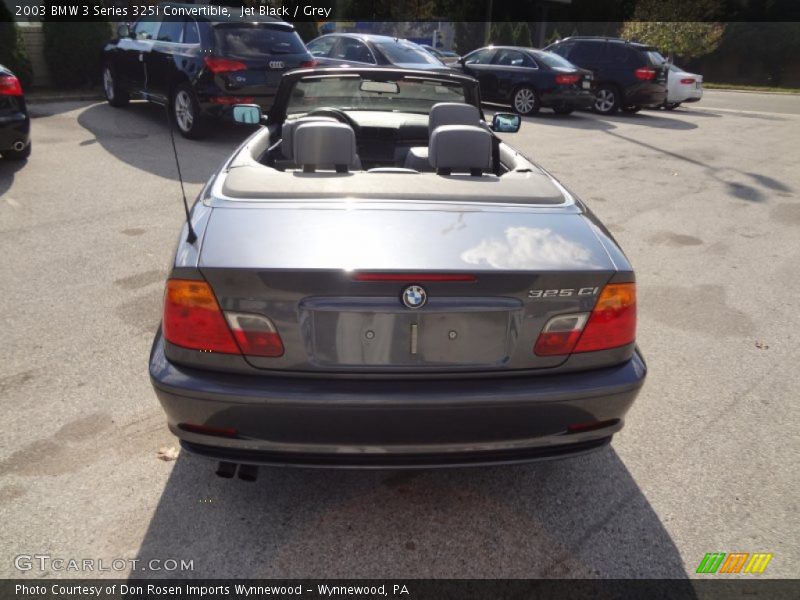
[157,446,180,461]
[755,340,769,350]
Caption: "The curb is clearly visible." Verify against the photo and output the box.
[704,87,800,96]
[26,92,105,103]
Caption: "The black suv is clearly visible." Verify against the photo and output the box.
[544,37,667,115]
[102,6,314,138]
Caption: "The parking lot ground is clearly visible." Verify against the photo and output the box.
[1,92,798,578]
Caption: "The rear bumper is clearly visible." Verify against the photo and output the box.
[0,110,30,151]
[540,88,596,110]
[149,332,646,468]
[625,83,667,107]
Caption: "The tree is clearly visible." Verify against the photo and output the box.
[490,22,515,46]
[620,0,725,60]
[43,0,110,88]
[514,23,533,48]
[0,2,33,87]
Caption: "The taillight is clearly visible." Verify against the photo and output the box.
[210,96,255,105]
[680,77,695,84]
[225,312,284,357]
[163,280,285,357]
[573,283,636,353]
[300,59,318,68]
[204,56,247,73]
[534,313,589,356]
[555,74,580,85]
[163,279,239,353]
[634,67,656,81]
[0,75,23,96]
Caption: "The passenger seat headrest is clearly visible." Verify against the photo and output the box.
[281,116,337,160]
[429,125,492,174]
[293,121,359,172]
[429,102,481,133]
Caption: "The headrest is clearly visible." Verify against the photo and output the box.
[429,102,481,133]
[281,116,337,160]
[293,121,359,172]
[429,125,492,174]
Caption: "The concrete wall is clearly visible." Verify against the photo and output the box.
[19,26,53,88]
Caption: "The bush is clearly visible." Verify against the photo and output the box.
[0,3,34,87]
[514,23,533,48]
[43,1,110,88]
[490,22,515,46]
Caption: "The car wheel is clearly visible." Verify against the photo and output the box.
[553,106,573,115]
[102,64,129,108]
[172,83,208,139]
[663,102,679,110]
[622,105,642,114]
[512,86,540,116]
[1,141,31,160]
[593,85,620,114]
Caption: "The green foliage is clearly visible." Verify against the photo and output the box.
[621,0,724,60]
[710,22,800,87]
[0,2,34,87]
[490,22,515,46]
[453,22,485,55]
[620,21,725,60]
[514,23,532,48]
[43,1,110,88]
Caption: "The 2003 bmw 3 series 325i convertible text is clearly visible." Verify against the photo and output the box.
[148,67,646,475]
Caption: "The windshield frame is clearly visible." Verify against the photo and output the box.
[267,68,482,125]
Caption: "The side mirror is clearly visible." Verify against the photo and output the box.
[458,57,466,66]
[232,104,262,125]
[491,112,521,133]
[117,24,131,39]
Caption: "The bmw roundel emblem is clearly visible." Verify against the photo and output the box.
[402,285,427,309]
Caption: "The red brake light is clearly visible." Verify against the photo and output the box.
[555,74,580,85]
[353,273,476,282]
[204,56,247,73]
[300,59,319,68]
[210,96,255,105]
[179,423,239,438]
[163,279,240,354]
[225,312,284,357]
[573,283,636,353]
[634,67,656,81]
[680,77,696,84]
[0,75,23,96]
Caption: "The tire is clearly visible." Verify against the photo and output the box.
[512,86,540,116]
[593,84,620,114]
[622,105,642,114]
[102,63,129,108]
[2,141,31,160]
[553,106,574,115]
[663,102,680,111]
[171,82,208,140]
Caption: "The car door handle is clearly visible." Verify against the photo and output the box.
[139,52,144,62]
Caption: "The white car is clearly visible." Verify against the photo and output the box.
[664,63,703,109]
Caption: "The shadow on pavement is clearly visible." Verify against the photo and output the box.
[0,156,28,198]
[133,446,692,580]
[76,101,256,183]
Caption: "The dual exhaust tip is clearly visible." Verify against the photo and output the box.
[12,141,26,152]
[215,461,258,482]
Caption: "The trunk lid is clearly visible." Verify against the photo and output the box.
[198,204,616,373]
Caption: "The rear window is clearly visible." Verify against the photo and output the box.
[374,40,442,66]
[213,24,306,58]
[645,50,667,66]
[532,51,577,70]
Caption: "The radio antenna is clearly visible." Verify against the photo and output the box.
[165,105,197,244]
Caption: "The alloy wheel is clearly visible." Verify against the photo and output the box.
[514,88,536,114]
[103,67,114,101]
[595,88,615,113]
[174,90,194,132]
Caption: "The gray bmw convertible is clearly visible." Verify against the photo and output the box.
[149,67,646,477]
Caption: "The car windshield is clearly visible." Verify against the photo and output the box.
[213,24,306,58]
[286,75,467,116]
[532,50,577,70]
[374,40,443,65]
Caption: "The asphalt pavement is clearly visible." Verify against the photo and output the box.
[0,90,798,579]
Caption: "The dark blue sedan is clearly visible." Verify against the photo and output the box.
[458,46,595,116]
[0,64,31,160]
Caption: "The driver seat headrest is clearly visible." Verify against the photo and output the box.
[293,121,360,172]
